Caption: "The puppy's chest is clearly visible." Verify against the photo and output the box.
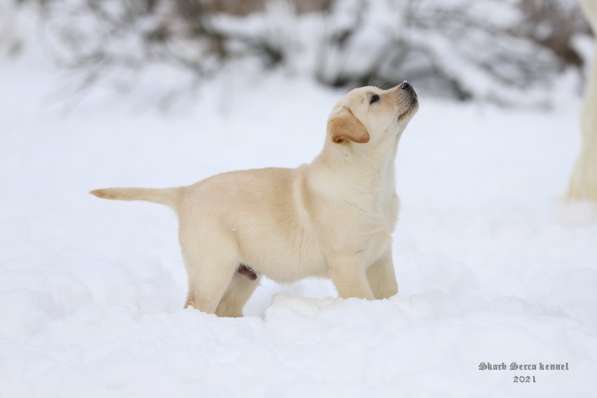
[353,196,398,259]
[318,191,399,256]
[349,192,399,232]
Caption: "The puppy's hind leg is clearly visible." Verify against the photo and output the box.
[216,269,260,317]
[180,232,239,314]
[184,286,196,309]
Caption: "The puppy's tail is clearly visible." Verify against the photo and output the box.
[90,186,181,209]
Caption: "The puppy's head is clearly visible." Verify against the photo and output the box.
[327,82,418,146]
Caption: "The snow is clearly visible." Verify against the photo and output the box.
[2,49,597,397]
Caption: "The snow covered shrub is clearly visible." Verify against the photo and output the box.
[314,0,583,103]
[0,1,25,57]
[38,0,311,104]
[35,0,587,105]
[517,0,588,69]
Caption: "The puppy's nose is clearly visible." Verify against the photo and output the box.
[400,81,412,91]
[399,81,417,103]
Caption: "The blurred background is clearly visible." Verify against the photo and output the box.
[0,0,593,106]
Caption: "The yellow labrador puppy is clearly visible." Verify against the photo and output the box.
[92,82,418,316]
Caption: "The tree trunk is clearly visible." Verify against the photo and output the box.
[568,0,597,201]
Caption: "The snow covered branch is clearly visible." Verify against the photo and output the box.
[17,0,590,105]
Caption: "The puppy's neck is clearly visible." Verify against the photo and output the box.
[311,133,399,195]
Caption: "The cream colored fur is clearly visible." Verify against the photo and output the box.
[91,84,418,316]
[569,0,597,201]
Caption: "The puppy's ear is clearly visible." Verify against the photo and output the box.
[328,107,370,144]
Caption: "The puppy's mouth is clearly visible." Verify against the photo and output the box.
[398,97,418,121]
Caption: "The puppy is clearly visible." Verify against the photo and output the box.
[91,82,418,316]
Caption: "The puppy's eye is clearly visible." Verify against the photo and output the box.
[369,94,380,105]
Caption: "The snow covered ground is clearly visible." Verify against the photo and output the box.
[1,51,597,397]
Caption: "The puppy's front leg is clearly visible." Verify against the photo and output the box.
[366,250,398,299]
[328,257,374,299]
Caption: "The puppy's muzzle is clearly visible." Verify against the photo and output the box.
[400,81,418,105]
[397,81,418,120]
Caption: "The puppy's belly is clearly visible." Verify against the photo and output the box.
[257,257,328,283]
[239,234,327,283]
